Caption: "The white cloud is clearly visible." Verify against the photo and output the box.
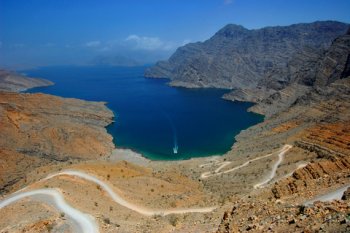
[125,35,175,51]
[224,0,233,5]
[84,40,101,47]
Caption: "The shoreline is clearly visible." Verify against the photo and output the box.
[22,66,264,164]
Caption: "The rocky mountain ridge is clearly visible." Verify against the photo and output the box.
[226,25,350,117]
[145,21,348,91]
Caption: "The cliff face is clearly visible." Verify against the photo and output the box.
[145,21,348,90]
[314,28,350,87]
[0,69,53,92]
[0,92,115,193]
[222,25,350,118]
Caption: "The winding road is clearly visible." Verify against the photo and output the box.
[254,145,292,189]
[0,189,98,233]
[200,145,292,189]
[1,145,296,232]
[43,170,217,216]
[0,169,217,233]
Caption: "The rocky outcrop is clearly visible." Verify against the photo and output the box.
[0,148,51,193]
[146,21,348,91]
[227,25,350,117]
[295,121,350,158]
[271,119,350,200]
[0,69,53,92]
[0,92,115,193]
[342,188,350,200]
[216,199,350,233]
[314,27,350,87]
[272,157,350,199]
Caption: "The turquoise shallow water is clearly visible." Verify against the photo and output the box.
[26,66,263,160]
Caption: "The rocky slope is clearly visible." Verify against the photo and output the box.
[0,92,115,193]
[223,25,350,118]
[0,69,53,92]
[145,21,348,90]
[216,199,349,233]
[213,29,350,232]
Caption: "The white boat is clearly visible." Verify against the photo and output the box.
[173,145,178,154]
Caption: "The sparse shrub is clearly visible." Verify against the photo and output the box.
[298,205,305,215]
[168,215,179,226]
[170,201,176,208]
[153,214,162,220]
[103,217,111,224]
[46,224,54,232]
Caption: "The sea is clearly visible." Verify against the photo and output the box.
[25,65,263,160]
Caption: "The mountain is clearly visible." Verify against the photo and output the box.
[0,69,53,92]
[145,21,348,90]
[224,24,350,117]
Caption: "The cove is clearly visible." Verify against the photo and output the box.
[25,66,263,160]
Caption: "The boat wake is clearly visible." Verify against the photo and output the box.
[162,111,179,154]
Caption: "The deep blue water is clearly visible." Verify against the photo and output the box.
[25,66,262,160]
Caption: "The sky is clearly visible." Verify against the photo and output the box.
[0,0,349,69]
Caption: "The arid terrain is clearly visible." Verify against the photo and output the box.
[0,69,53,92]
[0,25,350,233]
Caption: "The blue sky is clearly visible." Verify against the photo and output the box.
[0,0,349,69]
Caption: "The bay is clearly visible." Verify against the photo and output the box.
[26,65,263,160]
